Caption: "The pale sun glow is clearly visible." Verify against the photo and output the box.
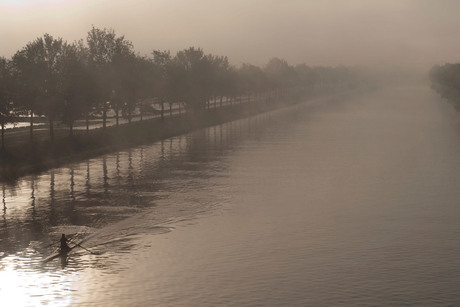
[0,252,76,306]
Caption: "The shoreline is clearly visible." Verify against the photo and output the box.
[0,91,356,182]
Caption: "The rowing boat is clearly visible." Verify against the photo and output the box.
[42,245,74,263]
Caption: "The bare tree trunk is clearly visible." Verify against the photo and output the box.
[102,108,107,128]
[1,123,4,150]
[115,109,119,126]
[86,112,89,133]
[169,103,172,117]
[29,111,34,141]
[69,122,73,137]
[49,119,54,141]
[140,101,143,121]
[161,98,164,121]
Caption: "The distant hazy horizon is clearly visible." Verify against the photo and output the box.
[1,0,460,70]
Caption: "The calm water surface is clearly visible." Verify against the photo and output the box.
[1,86,460,306]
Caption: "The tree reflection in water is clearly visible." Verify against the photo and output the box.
[0,112,272,257]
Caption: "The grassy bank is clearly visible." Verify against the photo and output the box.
[0,98,289,181]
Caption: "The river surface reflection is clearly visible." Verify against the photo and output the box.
[2,86,460,306]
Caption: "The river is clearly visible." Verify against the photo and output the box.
[1,86,460,306]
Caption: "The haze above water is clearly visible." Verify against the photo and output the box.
[1,86,460,306]
[1,1,460,69]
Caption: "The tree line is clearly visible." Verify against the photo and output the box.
[430,63,460,111]
[0,26,359,150]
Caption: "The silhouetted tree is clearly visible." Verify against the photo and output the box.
[12,39,46,140]
[87,26,133,127]
[0,57,15,149]
[12,34,69,141]
[430,64,460,111]
[173,47,214,113]
[37,34,67,141]
[237,63,268,102]
[133,56,156,121]
[0,25,364,157]
[59,41,97,135]
[295,64,317,97]
[116,53,148,123]
[152,50,172,120]
[264,58,299,99]
[209,55,234,107]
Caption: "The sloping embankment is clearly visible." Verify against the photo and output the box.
[0,91,355,181]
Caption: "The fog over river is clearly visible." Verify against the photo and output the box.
[1,86,460,306]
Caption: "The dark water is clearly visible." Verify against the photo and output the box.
[1,86,460,306]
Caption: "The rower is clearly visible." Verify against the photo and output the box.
[60,234,70,251]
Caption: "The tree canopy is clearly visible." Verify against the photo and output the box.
[0,26,361,149]
[430,63,460,111]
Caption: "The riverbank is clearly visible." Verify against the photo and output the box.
[0,91,354,182]
[3,85,458,306]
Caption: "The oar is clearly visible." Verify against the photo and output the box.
[75,243,100,255]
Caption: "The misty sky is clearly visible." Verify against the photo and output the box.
[1,0,459,69]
